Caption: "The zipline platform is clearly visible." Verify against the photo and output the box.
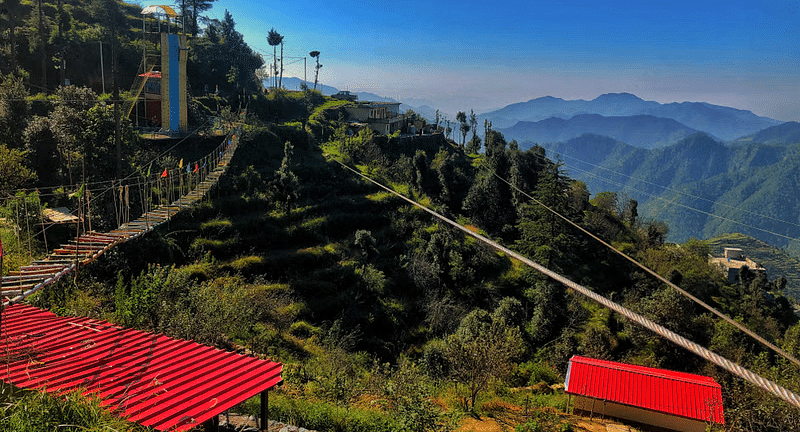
[1,131,240,304]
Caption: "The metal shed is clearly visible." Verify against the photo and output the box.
[565,355,724,432]
[0,304,283,431]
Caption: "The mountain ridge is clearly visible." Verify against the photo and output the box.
[529,133,800,253]
[503,113,705,149]
[484,92,782,141]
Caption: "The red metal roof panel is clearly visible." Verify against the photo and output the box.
[565,355,724,424]
[0,304,283,431]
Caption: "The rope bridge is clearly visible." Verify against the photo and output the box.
[1,129,241,305]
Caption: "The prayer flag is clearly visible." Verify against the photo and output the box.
[179,158,184,169]
[193,163,198,173]
[147,163,152,177]
[69,184,85,199]
[161,168,168,178]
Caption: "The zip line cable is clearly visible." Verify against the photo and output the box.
[333,158,800,410]
[489,169,800,369]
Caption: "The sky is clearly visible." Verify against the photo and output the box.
[139,0,800,121]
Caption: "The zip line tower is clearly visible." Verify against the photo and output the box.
[126,5,188,134]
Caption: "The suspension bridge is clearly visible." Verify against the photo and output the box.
[1,129,241,305]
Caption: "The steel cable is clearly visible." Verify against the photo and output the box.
[334,159,800,410]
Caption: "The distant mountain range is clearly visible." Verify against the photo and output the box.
[500,114,704,149]
[730,121,800,146]
[534,132,800,253]
[485,92,782,142]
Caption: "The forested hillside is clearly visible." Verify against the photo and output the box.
[2,2,800,432]
[532,133,800,258]
[500,113,703,149]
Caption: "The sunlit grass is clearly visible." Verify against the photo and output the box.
[366,191,392,202]
[200,218,232,230]
[229,255,265,272]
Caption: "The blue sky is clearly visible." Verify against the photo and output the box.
[140,0,800,120]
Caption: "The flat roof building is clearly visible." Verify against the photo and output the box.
[709,247,766,284]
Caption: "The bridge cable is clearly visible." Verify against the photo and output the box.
[333,158,800,410]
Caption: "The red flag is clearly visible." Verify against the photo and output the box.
[161,168,168,178]
[193,163,198,173]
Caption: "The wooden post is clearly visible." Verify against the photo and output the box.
[260,390,268,431]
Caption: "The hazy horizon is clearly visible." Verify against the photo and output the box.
[140,0,800,121]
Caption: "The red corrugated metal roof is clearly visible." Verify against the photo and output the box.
[565,356,724,424]
[0,304,282,431]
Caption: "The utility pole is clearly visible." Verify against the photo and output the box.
[58,0,66,87]
[100,42,105,94]
[38,0,46,92]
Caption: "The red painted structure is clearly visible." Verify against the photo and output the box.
[0,304,283,431]
[565,356,724,429]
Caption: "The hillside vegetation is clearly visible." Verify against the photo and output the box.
[533,133,800,259]
[12,108,799,432]
[2,2,800,432]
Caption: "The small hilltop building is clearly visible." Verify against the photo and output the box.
[344,101,406,135]
[709,247,766,284]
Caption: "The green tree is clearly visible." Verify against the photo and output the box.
[455,110,467,147]
[188,0,218,37]
[354,229,377,260]
[267,28,283,89]
[463,169,514,234]
[309,50,321,90]
[515,162,582,272]
[0,144,36,196]
[445,307,524,411]
[0,73,29,146]
[274,141,299,211]
[465,134,481,155]
[0,0,23,73]
[91,0,126,177]
[469,109,478,142]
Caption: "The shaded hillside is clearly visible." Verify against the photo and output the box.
[532,133,799,251]
[731,121,800,146]
[484,92,781,140]
[503,114,702,149]
[705,233,800,300]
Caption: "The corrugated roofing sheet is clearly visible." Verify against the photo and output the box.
[0,304,282,431]
[565,355,724,424]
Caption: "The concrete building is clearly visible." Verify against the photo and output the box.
[709,248,766,284]
[344,102,406,135]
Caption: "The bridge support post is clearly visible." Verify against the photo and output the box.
[260,390,268,431]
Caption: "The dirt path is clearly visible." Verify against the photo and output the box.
[455,416,633,432]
